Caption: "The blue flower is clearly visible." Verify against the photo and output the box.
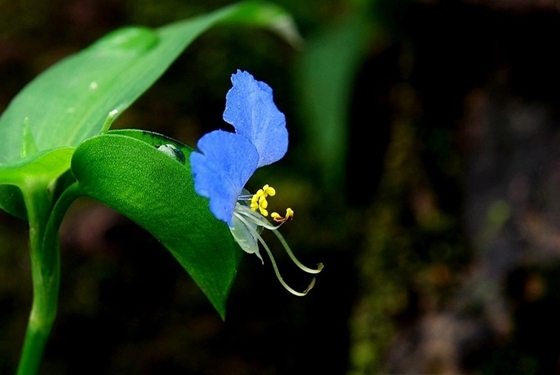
[190,70,288,227]
[190,70,322,296]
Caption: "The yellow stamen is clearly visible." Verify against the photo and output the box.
[259,196,268,208]
[271,208,294,223]
[263,184,276,196]
[250,184,278,216]
[250,190,262,211]
[232,208,320,296]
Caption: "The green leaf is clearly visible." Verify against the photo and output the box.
[0,185,27,220]
[0,2,299,165]
[296,12,373,189]
[71,131,241,318]
[0,148,75,219]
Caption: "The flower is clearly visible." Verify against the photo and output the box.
[190,70,322,296]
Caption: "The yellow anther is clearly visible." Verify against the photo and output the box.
[250,184,278,216]
[259,195,268,208]
[258,198,269,216]
[286,207,294,219]
[272,208,294,223]
[250,190,263,211]
[263,184,276,196]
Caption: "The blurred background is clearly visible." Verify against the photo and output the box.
[3,0,560,373]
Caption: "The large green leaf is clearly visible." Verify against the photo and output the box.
[0,1,298,165]
[0,1,299,220]
[71,131,241,318]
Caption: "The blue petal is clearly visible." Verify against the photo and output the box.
[190,130,259,226]
[223,70,288,168]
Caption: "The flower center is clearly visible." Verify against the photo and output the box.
[232,184,323,296]
[249,184,293,222]
[250,184,275,216]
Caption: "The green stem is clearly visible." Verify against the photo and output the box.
[16,183,79,375]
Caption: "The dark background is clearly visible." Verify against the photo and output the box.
[3,0,560,374]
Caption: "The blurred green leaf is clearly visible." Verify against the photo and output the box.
[71,131,241,318]
[297,12,373,189]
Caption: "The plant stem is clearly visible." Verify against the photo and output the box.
[16,187,60,375]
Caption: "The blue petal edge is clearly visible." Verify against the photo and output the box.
[223,70,288,168]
